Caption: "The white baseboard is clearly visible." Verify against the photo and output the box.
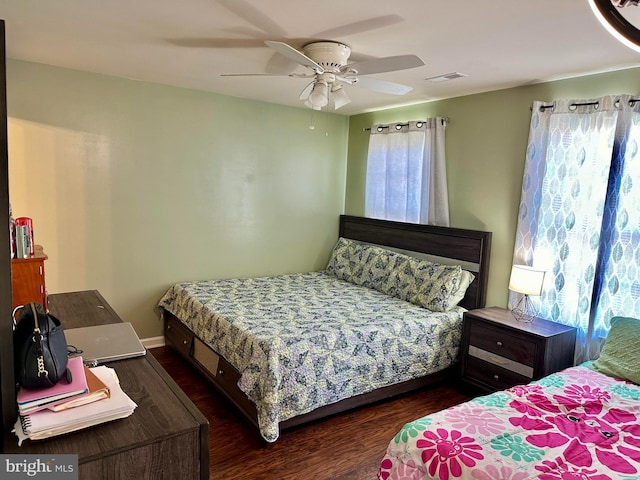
[141,335,165,349]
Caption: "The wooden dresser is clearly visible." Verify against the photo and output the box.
[5,290,209,480]
[11,246,47,310]
[459,306,577,393]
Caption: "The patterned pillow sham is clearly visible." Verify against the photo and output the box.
[443,269,475,311]
[325,237,401,286]
[325,237,465,311]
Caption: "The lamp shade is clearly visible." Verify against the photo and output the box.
[509,265,546,296]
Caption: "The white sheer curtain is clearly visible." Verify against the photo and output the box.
[365,118,449,226]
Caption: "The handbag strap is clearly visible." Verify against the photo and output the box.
[30,303,40,335]
[11,305,23,330]
[30,303,50,380]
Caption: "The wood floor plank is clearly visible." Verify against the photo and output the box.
[150,346,470,480]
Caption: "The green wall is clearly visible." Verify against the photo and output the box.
[346,67,640,309]
[7,57,639,338]
[7,59,349,339]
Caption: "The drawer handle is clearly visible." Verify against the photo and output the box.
[182,340,188,345]
[218,369,224,376]
[167,325,171,330]
[493,374,500,380]
[496,341,503,347]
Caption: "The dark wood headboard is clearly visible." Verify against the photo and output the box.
[339,215,492,310]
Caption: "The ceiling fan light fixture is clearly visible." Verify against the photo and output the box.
[331,84,351,110]
[308,81,329,109]
[304,100,322,111]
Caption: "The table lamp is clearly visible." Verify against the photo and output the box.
[509,265,546,323]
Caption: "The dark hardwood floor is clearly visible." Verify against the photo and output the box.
[150,346,471,480]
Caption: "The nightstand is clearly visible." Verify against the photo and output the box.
[459,306,577,393]
[11,245,47,310]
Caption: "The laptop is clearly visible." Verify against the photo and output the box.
[65,322,146,365]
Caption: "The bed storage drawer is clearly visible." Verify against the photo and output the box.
[165,314,193,357]
[163,312,258,427]
[193,337,220,378]
[192,337,257,422]
[193,339,239,392]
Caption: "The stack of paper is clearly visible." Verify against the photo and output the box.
[13,366,137,445]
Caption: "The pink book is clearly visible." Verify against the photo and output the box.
[17,356,88,412]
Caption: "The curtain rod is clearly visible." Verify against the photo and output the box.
[363,117,449,132]
[536,97,640,111]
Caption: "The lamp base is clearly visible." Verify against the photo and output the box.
[511,295,537,323]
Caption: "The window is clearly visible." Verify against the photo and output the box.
[512,95,640,362]
[365,118,449,226]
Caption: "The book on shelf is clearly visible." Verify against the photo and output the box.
[13,365,137,445]
[17,356,88,414]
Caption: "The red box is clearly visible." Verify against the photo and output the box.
[15,217,34,256]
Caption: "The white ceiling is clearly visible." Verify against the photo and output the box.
[1,0,639,115]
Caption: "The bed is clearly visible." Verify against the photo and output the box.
[378,316,640,480]
[158,215,492,442]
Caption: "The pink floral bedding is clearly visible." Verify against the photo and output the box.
[378,365,640,480]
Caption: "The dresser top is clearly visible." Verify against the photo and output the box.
[47,290,121,328]
[467,306,577,337]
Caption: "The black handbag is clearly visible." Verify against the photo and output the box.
[13,302,70,390]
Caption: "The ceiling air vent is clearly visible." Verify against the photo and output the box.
[425,72,468,82]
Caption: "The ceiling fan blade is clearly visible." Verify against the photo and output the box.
[346,55,425,75]
[312,15,404,39]
[352,76,413,95]
[265,41,325,73]
[221,26,269,38]
[220,73,286,77]
[264,53,300,74]
[166,38,266,49]
[217,0,287,37]
[299,81,315,100]
[221,72,314,77]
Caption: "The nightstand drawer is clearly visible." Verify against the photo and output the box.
[468,345,533,377]
[469,321,536,366]
[466,356,530,390]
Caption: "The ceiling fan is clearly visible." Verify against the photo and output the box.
[169,0,424,111]
[222,40,425,111]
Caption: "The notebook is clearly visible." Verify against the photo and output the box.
[17,356,88,412]
[65,322,146,364]
[47,365,111,412]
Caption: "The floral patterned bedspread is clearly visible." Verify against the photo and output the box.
[158,271,463,442]
[378,365,640,480]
